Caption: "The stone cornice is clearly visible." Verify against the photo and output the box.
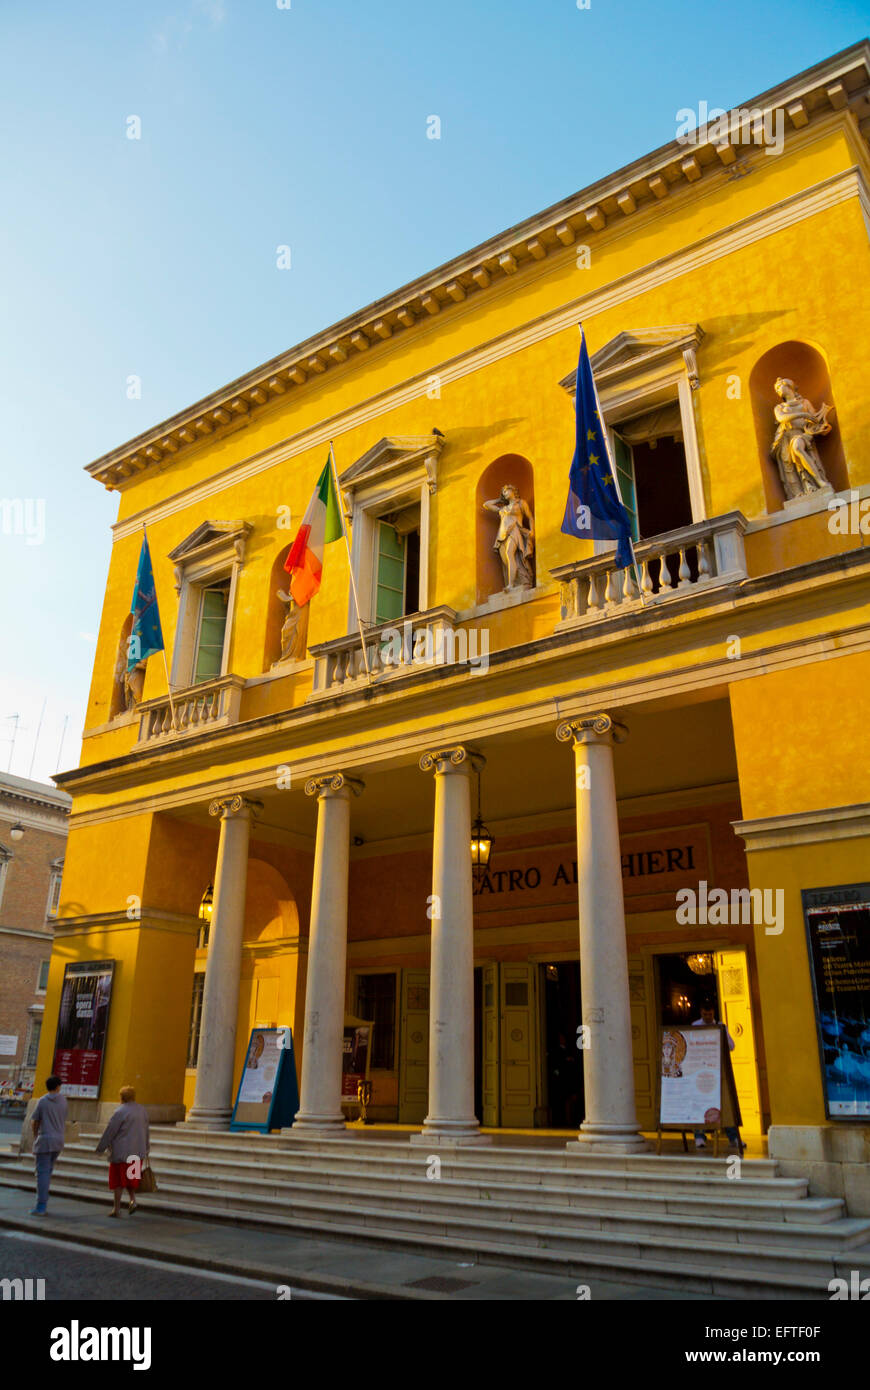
[734,804,870,850]
[85,43,870,494]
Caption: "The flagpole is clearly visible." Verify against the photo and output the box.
[328,441,372,682]
[142,522,179,728]
[581,325,648,605]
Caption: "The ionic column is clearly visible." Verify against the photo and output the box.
[286,772,363,1136]
[556,714,646,1153]
[410,746,491,1147]
[186,794,261,1130]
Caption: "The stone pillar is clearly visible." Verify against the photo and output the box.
[411,746,491,1147]
[185,794,261,1130]
[286,772,363,1137]
[556,714,646,1154]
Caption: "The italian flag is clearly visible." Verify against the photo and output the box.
[283,456,344,605]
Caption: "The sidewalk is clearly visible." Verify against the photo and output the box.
[0,1185,714,1301]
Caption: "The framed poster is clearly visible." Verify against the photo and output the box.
[657,1025,739,1130]
[802,882,870,1120]
[52,960,115,1098]
[340,1015,373,1102]
[230,1026,299,1132]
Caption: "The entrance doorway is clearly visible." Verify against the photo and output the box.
[541,962,584,1128]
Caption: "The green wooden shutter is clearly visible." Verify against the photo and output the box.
[193,584,229,683]
[612,433,639,541]
[375,522,406,623]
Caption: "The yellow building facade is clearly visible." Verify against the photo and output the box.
[40,45,870,1209]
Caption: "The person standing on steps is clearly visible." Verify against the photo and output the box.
[29,1074,68,1216]
[96,1085,150,1217]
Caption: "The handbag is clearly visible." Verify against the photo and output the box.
[138,1159,157,1193]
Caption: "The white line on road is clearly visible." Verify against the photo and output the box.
[2,1230,346,1298]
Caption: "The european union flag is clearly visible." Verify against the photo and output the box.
[561,328,634,571]
[128,532,164,672]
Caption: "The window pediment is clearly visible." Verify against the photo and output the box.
[168,520,252,568]
[559,325,704,396]
[339,434,444,500]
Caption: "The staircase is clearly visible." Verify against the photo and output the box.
[3,1127,869,1298]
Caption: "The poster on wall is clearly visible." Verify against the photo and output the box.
[803,882,870,1119]
[52,960,115,1098]
[230,1026,299,1132]
[340,1017,373,1101]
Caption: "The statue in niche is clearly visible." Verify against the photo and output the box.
[124,661,146,709]
[483,484,535,590]
[276,588,309,663]
[770,377,835,499]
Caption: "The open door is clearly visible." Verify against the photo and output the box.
[714,949,762,1134]
[500,963,538,1127]
[398,968,429,1123]
[481,963,500,1127]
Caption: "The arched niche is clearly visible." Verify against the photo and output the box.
[750,340,847,511]
[243,858,300,944]
[109,613,135,719]
[475,454,536,605]
[262,544,310,670]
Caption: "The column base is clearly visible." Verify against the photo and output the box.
[410,1120,492,1148]
[179,1109,233,1131]
[567,1122,649,1155]
[283,1113,350,1139]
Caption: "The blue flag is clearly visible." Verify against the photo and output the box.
[128,532,164,672]
[561,328,634,571]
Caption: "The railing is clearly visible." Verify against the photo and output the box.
[136,673,245,745]
[308,605,465,697]
[551,512,748,628]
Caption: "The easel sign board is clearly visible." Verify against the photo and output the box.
[230,1026,299,1132]
[340,1016,374,1101]
[657,1025,739,1130]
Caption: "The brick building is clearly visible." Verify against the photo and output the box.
[0,773,70,1090]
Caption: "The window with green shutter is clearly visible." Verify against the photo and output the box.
[193,581,230,684]
[612,432,639,542]
[374,522,406,624]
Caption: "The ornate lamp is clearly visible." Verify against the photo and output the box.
[470,770,493,882]
[9,822,24,842]
[198,884,213,946]
[686,952,713,976]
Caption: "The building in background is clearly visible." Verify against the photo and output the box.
[36,44,870,1211]
[0,773,70,1093]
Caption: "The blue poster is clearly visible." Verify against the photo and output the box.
[803,883,870,1119]
[230,1026,299,1132]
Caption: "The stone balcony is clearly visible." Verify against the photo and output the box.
[550,512,748,631]
[308,605,474,699]
[136,673,245,745]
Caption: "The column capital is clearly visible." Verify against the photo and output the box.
[419,745,485,775]
[208,794,263,820]
[556,713,628,747]
[304,772,365,800]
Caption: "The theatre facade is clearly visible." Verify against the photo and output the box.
[40,44,870,1210]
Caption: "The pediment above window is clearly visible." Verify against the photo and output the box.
[559,325,704,396]
[339,434,445,499]
[168,520,252,578]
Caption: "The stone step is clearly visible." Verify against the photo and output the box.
[97,1141,810,1201]
[1,1166,866,1298]
[18,1151,864,1251]
[49,1142,828,1219]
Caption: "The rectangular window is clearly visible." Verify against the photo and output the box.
[46,871,62,918]
[25,1019,42,1069]
[374,522,406,624]
[611,432,639,542]
[356,972,397,1070]
[192,581,230,684]
[187,974,206,1069]
[36,961,50,993]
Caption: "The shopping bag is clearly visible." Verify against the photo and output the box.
[139,1160,157,1193]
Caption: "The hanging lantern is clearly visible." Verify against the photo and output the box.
[198,884,214,922]
[470,770,494,882]
[686,952,713,976]
[9,822,24,842]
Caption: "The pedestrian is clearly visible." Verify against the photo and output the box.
[692,999,743,1155]
[95,1085,150,1217]
[29,1074,68,1216]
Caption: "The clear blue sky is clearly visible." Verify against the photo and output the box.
[1,0,865,784]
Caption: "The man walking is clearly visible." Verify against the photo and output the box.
[30,1075,67,1216]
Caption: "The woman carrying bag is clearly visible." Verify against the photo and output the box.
[95,1085,152,1217]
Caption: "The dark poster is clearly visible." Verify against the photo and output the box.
[803,883,870,1119]
[52,960,115,1099]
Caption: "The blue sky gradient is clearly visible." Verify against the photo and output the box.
[1,0,866,782]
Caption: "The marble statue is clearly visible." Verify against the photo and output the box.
[277,588,309,662]
[483,484,535,590]
[770,377,834,499]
